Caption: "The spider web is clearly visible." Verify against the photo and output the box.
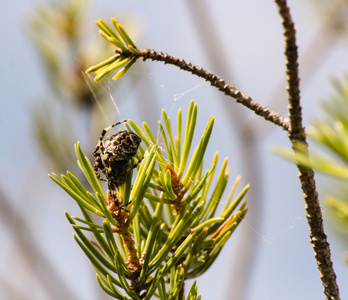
[84,73,121,125]
[84,71,300,244]
[84,71,230,219]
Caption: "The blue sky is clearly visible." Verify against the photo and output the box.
[1,1,348,299]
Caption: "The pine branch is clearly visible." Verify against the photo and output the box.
[139,49,290,131]
[275,0,340,299]
[51,102,249,299]
[106,48,290,131]
[86,18,289,132]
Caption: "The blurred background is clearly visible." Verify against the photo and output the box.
[1,0,348,299]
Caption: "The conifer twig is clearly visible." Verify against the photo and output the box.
[275,0,340,299]
[87,47,289,131]
[137,49,290,131]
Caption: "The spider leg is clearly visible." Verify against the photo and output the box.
[94,168,107,181]
[107,179,130,212]
[108,183,118,199]
[97,120,128,154]
[93,152,108,181]
[92,143,100,157]
[128,156,144,171]
[104,163,118,202]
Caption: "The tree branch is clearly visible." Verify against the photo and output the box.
[275,0,340,299]
[136,49,290,131]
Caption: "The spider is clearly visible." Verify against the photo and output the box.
[93,120,143,204]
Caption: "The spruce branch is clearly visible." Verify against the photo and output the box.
[275,0,340,299]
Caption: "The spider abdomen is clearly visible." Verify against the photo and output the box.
[103,130,142,166]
